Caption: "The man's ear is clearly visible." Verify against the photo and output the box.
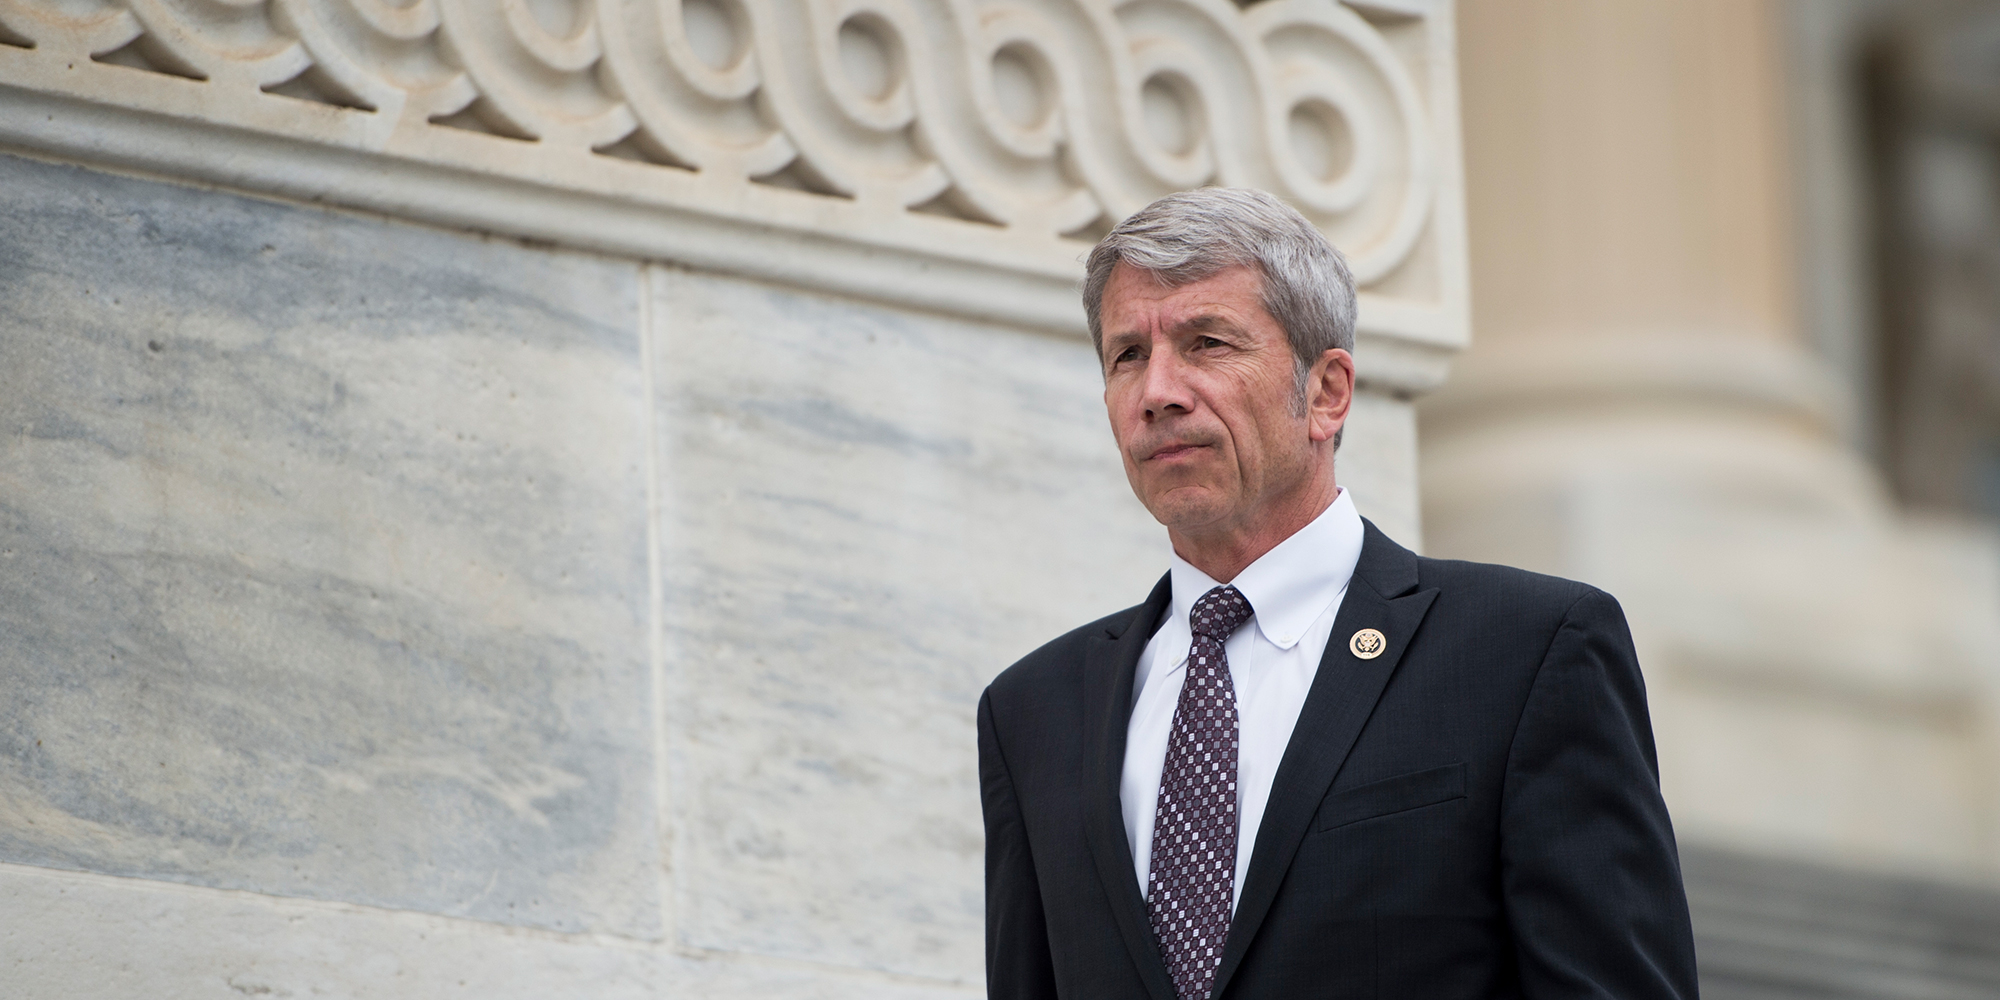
[1307,347,1355,445]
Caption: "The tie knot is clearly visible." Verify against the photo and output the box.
[1190,585,1253,640]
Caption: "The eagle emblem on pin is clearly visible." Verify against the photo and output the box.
[1349,628,1386,659]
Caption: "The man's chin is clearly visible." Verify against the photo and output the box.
[1141,488,1233,534]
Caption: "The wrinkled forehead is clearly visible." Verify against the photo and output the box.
[1108,255,1262,296]
[1098,261,1271,332]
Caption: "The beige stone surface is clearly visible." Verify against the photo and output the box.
[1430,0,2000,876]
[1455,0,1797,348]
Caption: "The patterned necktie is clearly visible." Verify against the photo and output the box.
[1148,584,1254,1000]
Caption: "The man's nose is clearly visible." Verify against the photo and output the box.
[1140,348,1194,420]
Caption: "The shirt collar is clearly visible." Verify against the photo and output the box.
[1167,487,1365,651]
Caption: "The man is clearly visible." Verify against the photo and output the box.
[978,188,1698,1000]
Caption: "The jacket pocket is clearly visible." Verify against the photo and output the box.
[1314,762,1466,832]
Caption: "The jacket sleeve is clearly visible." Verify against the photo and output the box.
[980,689,1060,1000]
[1500,588,1700,1000]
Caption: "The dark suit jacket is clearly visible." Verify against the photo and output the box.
[978,520,1698,1000]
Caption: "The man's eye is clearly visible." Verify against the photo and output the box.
[1198,336,1226,349]
[1115,347,1141,363]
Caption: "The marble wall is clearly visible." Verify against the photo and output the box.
[0,153,659,937]
[650,262,1161,981]
[0,150,1428,994]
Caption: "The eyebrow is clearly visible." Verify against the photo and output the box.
[1173,314,1235,336]
[1101,312,1245,360]
[1106,313,1238,343]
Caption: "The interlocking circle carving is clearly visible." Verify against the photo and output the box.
[0,0,1440,283]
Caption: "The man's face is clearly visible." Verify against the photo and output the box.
[1099,262,1339,539]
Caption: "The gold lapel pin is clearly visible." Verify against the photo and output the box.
[1349,628,1386,659]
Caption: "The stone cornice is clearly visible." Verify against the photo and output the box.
[0,0,1467,393]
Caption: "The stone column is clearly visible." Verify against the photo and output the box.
[1431,0,2000,874]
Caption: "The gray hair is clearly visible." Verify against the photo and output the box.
[1082,187,1357,411]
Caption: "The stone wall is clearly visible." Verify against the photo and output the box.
[1,154,659,940]
[0,148,1150,994]
[0,2,1467,987]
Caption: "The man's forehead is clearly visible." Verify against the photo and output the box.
[1106,260,1260,297]
[1101,264,1265,331]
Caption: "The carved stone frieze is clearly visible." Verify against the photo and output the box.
[0,0,1465,387]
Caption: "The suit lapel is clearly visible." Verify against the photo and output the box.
[1210,521,1438,999]
[1082,573,1179,1000]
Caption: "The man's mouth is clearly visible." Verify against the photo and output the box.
[1147,442,1205,462]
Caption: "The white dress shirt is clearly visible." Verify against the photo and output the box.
[1120,487,1365,910]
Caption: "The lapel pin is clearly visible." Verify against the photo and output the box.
[1349,628,1386,659]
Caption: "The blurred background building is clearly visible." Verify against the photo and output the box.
[1430,2,2000,995]
[1,0,1997,997]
